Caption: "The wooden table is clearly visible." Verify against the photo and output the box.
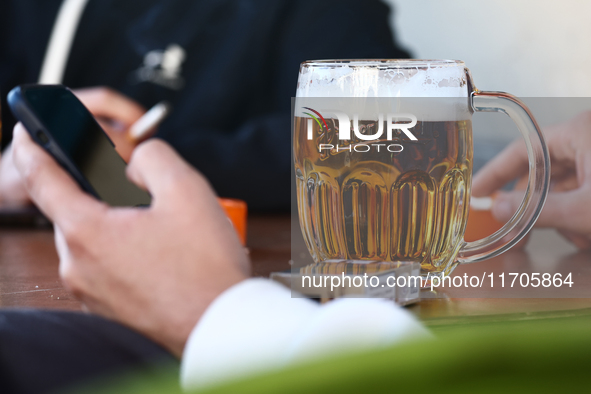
[0,215,296,311]
[1,215,591,325]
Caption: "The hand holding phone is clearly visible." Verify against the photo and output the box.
[8,84,151,206]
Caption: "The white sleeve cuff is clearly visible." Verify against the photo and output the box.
[180,278,428,390]
[180,278,319,389]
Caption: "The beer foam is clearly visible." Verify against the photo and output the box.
[296,60,470,98]
[295,60,472,121]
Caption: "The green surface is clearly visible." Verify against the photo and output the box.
[68,310,591,393]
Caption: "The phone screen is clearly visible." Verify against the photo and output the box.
[23,87,151,206]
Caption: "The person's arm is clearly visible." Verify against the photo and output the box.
[472,111,591,249]
[11,123,428,389]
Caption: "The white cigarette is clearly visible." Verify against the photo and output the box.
[129,101,171,141]
[470,196,494,211]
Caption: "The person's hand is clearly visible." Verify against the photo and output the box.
[73,87,146,162]
[0,87,147,207]
[0,144,30,207]
[472,111,591,249]
[11,123,250,357]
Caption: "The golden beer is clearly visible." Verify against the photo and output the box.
[294,116,472,276]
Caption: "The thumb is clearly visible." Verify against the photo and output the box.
[125,139,214,207]
[492,189,589,233]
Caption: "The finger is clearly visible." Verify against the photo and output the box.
[510,158,575,193]
[0,144,32,206]
[73,87,146,127]
[11,124,103,224]
[541,117,588,186]
[550,174,579,192]
[492,188,591,234]
[472,139,529,197]
[542,112,589,164]
[125,139,216,206]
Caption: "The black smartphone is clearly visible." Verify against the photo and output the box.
[7,84,151,206]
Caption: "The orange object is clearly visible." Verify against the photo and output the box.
[218,198,248,245]
[464,194,504,242]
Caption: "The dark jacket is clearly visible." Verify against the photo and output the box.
[0,0,410,210]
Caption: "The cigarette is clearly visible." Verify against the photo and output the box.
[470,196,494,211]
[128,101,171,142]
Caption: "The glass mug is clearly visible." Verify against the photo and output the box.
[294,60,550,281]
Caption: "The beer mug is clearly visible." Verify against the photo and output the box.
[294,60,550,281]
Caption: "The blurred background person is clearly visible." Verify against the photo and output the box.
[0,0,410,211]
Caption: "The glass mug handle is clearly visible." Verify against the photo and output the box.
[457,91,551,264]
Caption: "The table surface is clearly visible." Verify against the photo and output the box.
[1,214,591,325]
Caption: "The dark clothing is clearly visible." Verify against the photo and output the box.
[0,310,177,394]
[0,0,410,211]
